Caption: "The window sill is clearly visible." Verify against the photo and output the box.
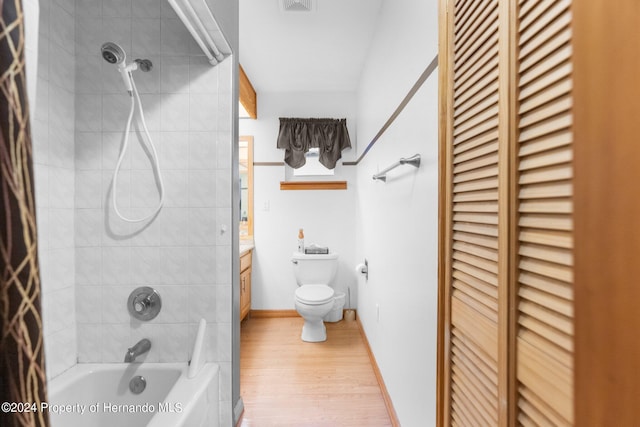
[279,181,347,191]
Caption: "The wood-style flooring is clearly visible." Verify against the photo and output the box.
[239,316,393,427]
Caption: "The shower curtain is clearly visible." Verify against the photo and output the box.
[0,1,49,426]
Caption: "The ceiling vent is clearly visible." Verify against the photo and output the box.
[281,0,314,12]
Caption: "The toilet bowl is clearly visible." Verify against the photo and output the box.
[292,252,339,342]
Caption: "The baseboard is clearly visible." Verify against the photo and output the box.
[249,309,300,318]
[356,316,401,427]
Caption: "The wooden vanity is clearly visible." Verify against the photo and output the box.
[240,247,252,321]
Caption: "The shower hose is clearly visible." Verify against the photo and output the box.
[111,71,165,222]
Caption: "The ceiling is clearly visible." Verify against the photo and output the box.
[239,0,383,93]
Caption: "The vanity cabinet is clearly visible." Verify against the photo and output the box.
[240,249,252,321]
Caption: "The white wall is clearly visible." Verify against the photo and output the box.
[354,0,439,425]
[239,92,358,310]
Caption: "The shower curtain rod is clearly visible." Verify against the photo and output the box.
[372,154,421,182]
[168,0,229,66]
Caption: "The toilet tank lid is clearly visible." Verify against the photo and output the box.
[292,252,338,260]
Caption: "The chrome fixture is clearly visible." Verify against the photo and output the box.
[129,376,147,394]
[124,338,151,363]
[372,154,421,182]
[128,287,162,321]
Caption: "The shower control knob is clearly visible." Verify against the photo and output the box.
[128,287,161,321]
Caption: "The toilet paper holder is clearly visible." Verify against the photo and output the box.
[356,259,369,281]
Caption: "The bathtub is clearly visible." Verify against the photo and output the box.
[47,362,219,427]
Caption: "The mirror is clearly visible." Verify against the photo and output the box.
[239,136,254,240]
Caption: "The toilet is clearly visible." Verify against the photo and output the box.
[292,252,338,342]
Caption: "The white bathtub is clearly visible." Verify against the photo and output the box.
[47,363,219,427]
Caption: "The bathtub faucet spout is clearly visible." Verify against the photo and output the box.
[124,339,151,363]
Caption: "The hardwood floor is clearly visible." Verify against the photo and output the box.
[239,316,393,427]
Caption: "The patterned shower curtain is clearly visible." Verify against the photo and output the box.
[0,0,49,426]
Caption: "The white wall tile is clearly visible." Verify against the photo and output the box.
[76,0,102,18]
[49,44,76,91]
[160,131,189,169]
[189,94,218,132]
[101,286,131,323]
[76,55,102,93]
[130,246,161,285]
[75,17,102,55]
[216,285,231,323]
[215,246,231,285]
[161,93,189,131]
[157,247,188,285]
[76,171,103,208]
[102,93,132,131]
[75,208,102,247]
[76,247,102,285]
[55,0,75,15]
[50,208,75,248]
[49,167,75,208]
[50,4,75,54]
[130,131,162,169]
[101,323,132,362]
[215,169,231,208]
[161,56,189,94]
[153,285,187,323]
[76,287,102,324]
[161,170,189,207]
[188,208,216,246]
[158,208,189,246]
[130,170,162,208]
[132,18,161,56]
[102,246,132,284]
[188,246,216,284]
[189,132,216,169]
[216,132,231,169]
[102,132,129,169]
[160,18,191,56]
[187,286,217,323]
[216,208,231,246]
[189,57,218,94]
[48,248,75,291]
[76,323,102,362]
[77,93,102,131]
[102,17,132,54]
[138,94,162,130]
[189,170,216,207]
[102,0,131,18]
[133,0,161,19]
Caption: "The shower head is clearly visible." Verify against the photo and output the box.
[101,42,126,65]
[101,42,134,93]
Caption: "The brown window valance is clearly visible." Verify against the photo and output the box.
[277,118,351,169]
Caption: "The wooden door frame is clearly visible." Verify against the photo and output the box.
[573,1,640,424]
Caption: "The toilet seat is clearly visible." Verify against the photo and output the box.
[295,285,334,305]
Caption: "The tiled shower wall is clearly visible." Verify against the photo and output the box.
[73,0,234,422]
[32,0,78,380]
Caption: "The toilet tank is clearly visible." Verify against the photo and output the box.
[291,252,339,286]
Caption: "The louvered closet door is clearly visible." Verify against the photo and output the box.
[447,0,506,425]
[515,0,574,425]
[441,0,575,424]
